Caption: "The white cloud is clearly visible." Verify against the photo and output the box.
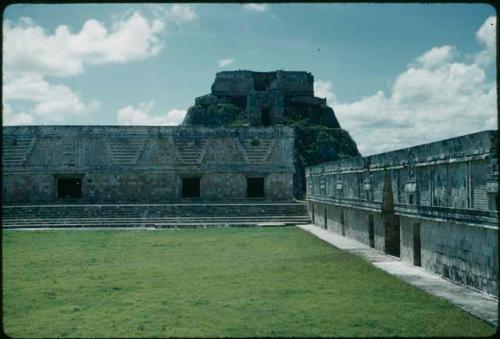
[326,16,497,155]
[314,80,336,104]
[3,7,198,125]
[475,16,496,66]
[243,4,269,12]
[476,16,496,50]
[3,11,166,78]
[3,72,100,123]
[166,4,199,24]
[117,101,186,125]
[2,104,34,126]
[218,58,235,67]
[416,45,455,69]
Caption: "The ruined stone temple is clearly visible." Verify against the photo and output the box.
[183,70,360,196]
[2,70,498,297]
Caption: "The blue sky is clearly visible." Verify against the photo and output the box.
[3,3,497,155]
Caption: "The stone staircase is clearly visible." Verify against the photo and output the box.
[105,138,146,165]
[242,139,274,163]
[2,202,310,229]
[2,136,37,168]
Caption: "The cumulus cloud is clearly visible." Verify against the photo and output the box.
[3,6,198,125]
[3,72,100,123]
[218,58,235,67]
[314,80,336,104]
[321,16,497,155]
[474,15,496,66]
[3,11,166,78]
[416,45,455,69]
[166,4,199,24]
[2,104,34,125]
[117,101,186,125]
[243,4,269,12]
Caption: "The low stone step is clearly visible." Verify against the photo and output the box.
[2,203,309,221]
[3,220,309,229]
[2,220,310,226]
[2,219,311,226]
[2,215,310,222]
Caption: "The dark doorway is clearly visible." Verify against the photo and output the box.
[384,219,400,257]
[340,210,345,236]
[311,204,315,224]
[261,108,271,126]
[368,214,375,248]
[383,171,400,257]
[413,223,422,266]
[247,177,265,197]
[182,178,200,198]
[57,177,82,199]
[324,208,328,229]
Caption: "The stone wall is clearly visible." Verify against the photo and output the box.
[306,130,498,296]
[3,126,296,204]
[182,70,360,198]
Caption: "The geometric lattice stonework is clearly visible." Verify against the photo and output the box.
[202,138,245,163]
[2,136,37,168]
[174,139,208,165]
[241,138,275,163]
[105,137,146,165]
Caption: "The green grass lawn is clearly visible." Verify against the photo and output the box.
[2,227,496,337]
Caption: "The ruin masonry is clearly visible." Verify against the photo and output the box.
[306,130,498,296]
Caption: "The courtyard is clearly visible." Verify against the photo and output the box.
[2,227,495,337]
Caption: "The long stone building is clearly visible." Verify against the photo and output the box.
[306,130,498,296]
[2,126,295,204]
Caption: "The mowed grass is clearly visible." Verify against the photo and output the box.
[2,227,496,337]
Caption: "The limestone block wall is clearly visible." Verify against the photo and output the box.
[306,130,498,296]
[211,70,313,97]
[399,216,498,295]
[3,126,296,204]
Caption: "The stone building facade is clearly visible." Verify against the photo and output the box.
[306,130,498,296]
[182,70,360,197]
[2,126,295,204]
[183,70,340,128]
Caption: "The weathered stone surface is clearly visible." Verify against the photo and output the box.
[2,126,295,204]
[195,94,218,106]
[305,130,499,296]
[182,70,360,197]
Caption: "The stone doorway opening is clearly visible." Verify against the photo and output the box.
[247,177,265,198]
[57,177,82,199]
[340,210,345,236]
[182,177,200,198]
[413,223,422,266]
[368,214,375,248]
[384,219,400,257]
[324,208,327,229]
[382,171,400,257]
[261,108,271,126]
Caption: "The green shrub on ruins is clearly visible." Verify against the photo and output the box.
[295,124,360,166]
[184,103,244,127]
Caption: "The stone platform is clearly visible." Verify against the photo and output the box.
[2,202,310,229]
